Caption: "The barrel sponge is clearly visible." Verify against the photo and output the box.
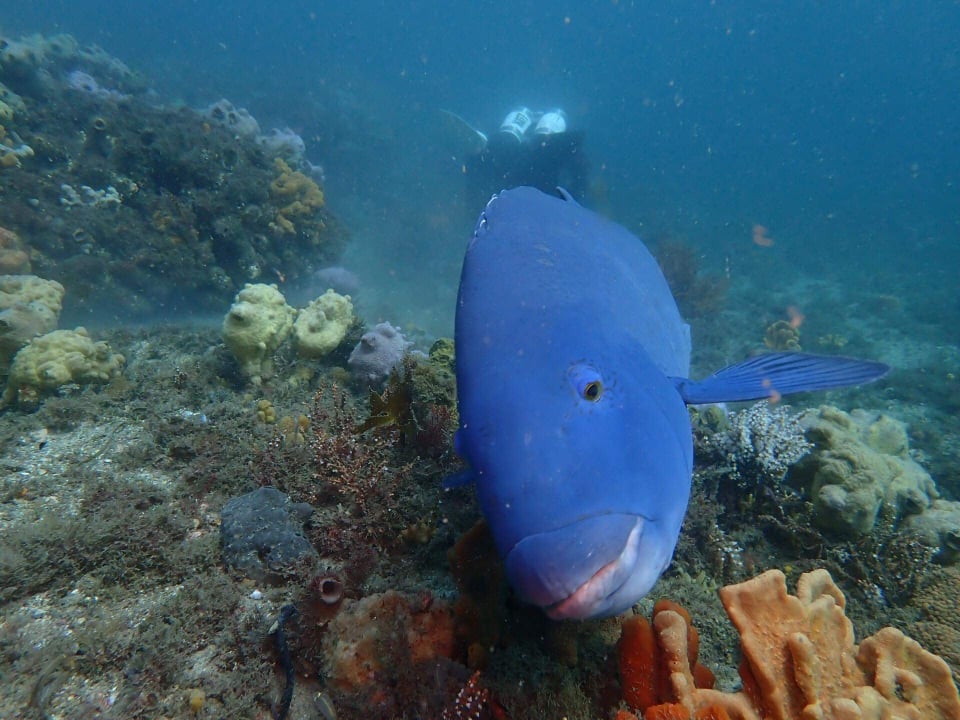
[221,283,296,384]
[293,289,354,358]
[2,327,125,406]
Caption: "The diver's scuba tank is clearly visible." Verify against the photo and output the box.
[534,109,567,135]
[499,107,535,142]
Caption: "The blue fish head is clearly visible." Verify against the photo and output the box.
[456,344,693,620]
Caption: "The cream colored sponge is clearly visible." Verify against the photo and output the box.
[221,283,296,384]
[2,327,125,406]
[0,274,66,367]
[293,289,354,358]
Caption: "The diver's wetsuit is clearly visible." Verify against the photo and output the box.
[465,130,590,205]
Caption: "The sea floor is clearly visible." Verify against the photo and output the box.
[0,271,957,719]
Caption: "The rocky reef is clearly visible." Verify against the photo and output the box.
[0,32,346,319]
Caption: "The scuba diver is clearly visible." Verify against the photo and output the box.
[445,107,590,206]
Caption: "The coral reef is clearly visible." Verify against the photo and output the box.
[221,282,296,384]
[355,351,458,457]
[0,81,26,120]
[0,123,33,169]
[618,598,716,715]
[2,326,124,407]
[617,569,960,720]
[348,321,414,386]
[258,126,309,166]
[293,288,355,358]
[909,567,960,677]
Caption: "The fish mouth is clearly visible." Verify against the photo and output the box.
[544,519,643,620]
[504,512,669,620]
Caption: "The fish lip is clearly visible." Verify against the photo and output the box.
[543,517,644,620]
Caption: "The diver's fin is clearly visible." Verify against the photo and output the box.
[439,109,488,156]
[672,352,889,405]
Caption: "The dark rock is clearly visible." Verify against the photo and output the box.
[221,487,319,584]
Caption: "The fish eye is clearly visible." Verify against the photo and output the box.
[568,363,605,403]
[582,380,603,401]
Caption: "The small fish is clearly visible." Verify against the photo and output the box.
[453,187,887,620]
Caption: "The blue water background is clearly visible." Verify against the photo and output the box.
[4,1,958,335]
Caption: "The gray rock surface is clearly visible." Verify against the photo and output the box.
[220,487,318,584]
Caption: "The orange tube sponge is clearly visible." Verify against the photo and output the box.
[619,614,659,710]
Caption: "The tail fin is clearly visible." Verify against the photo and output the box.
[673,352,889,405]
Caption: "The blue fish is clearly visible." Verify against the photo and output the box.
[453,187,888,620]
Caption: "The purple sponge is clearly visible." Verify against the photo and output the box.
[347,321,412,385]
